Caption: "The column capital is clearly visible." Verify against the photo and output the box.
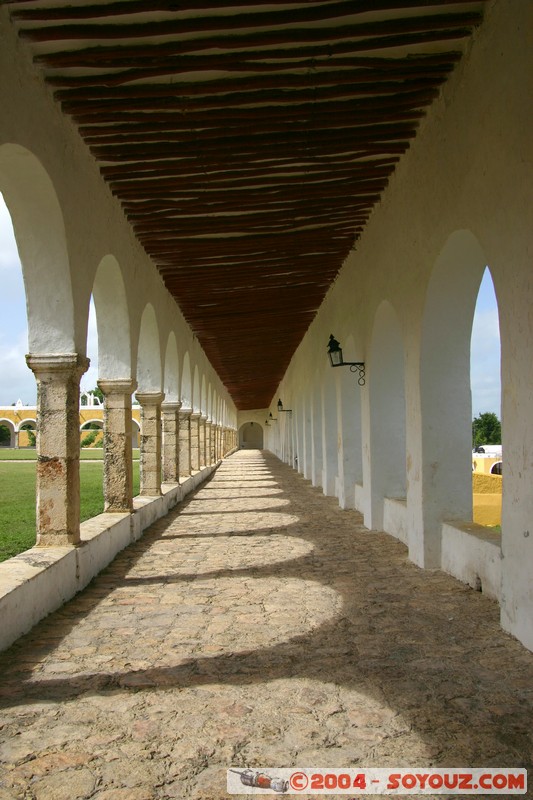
[190,411,202,421]
[135,391,165,406]
[98,378,137,396]
[161,400,182,412]
[26,353,89,377]
[179,407,192,419]
[200,414,208,423]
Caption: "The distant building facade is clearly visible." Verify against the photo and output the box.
[0,397,141,448]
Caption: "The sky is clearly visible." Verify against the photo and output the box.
[0,194,501,417]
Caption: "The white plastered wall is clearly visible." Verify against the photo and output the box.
[274,0,533,651]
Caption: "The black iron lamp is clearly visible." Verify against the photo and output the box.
[277,398,292,413]
[269,412,277,422]
[327,334,365,385]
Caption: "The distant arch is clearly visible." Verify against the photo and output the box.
[239,421,264,449]
[0,419,16,448]
[16,417,37,432]
[80,419,104,431]
[18,420,36,448]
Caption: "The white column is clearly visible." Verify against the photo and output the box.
[162,400,181,483]
[136,391,164,496]
[26,353,89,546]
[178,408,192,478]
[190,412,201,471]
[98,378,136,512]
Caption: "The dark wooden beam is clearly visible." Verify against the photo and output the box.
[17,10,482,44]
[46,52,461,89]
[29,26,479,67]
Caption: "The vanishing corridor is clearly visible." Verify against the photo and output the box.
[0,451,532,800]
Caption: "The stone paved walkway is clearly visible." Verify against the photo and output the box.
[0,450,532,800]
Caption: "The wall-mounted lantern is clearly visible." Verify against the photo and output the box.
[327,334,365,386]
[277,398,292,414]
[269,412,277,422]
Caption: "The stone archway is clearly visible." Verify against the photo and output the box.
[0,419,16,448]
[239,422,263,449]
[0,144,76,354]
[416,230,487,568]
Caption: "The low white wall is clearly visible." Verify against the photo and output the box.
[441,521,502,601]
[383,497,408,544]
[0,463,219,653]
[354,482,365,515]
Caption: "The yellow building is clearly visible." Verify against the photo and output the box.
[472,456,502,527]
[0,397,141,449]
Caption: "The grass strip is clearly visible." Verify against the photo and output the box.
[0,461,140,562]
[0,448,139,461]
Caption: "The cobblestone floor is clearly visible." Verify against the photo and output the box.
[0,450,532,800]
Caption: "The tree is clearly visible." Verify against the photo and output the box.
[472,412,501,446]
[92,386,104,404]
[20,423,36,447]
[0,425,10,446]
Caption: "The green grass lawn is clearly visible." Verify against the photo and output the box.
[0,461,140,562]
[0,448,140,461]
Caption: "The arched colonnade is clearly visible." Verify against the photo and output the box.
[266,223,532,652]
[0,144,237,548]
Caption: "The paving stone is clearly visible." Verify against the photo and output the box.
[0,791,19,800]
[1,450,533,798]
[31,767,96,799]
[92,790,154,800]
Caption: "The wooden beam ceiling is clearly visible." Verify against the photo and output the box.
[3,0,487,409]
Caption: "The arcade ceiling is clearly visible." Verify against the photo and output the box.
[3,0,486,408]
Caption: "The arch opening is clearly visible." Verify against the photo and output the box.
[239,422,264,449]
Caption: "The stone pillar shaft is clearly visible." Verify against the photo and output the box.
[206,421,213,466]
[212,424,217,461]
[136,391,164,496]
[199,415,207,468]
[211,424,217,463]
[26,353,89,546]
[190,413,201,471]
[178,408,192,478]
[162,401,181,483]
[98,379,136,512]
[223,427,228,456]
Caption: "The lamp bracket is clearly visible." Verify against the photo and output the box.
[332,361,366,385]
